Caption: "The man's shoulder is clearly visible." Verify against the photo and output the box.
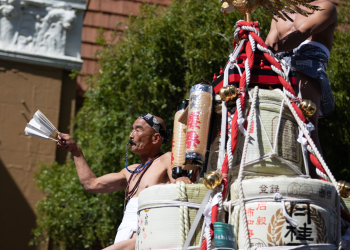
[160,152,171,160]
[159,152,171,166]
[315,0,337,13]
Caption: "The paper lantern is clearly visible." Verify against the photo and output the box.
[171,100,188,178]
[185,84,213,167]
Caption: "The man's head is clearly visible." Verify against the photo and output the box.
[129,114,167,155]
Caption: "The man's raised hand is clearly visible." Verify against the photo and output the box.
[57,133,78,153]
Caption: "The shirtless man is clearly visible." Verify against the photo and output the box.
[265,0,337,178]
[57,113,190,250]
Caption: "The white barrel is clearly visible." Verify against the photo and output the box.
[229,177,337,248]
[227,88,304,176]
[136,183,208,250]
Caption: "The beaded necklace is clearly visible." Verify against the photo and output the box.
[124,153,163,201]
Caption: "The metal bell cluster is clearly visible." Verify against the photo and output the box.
[338,180,350,198]
[203,171,223,189]
[219,85,238,102]
[300,99,317,117]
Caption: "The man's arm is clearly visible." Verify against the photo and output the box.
[271,1,337,53]
[58,133,128,193]
[163,152,191,184]
[265,18,279,48]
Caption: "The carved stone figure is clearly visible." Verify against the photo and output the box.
[0,0,20,47]
[16,14,37,50]
[35,4,76,55]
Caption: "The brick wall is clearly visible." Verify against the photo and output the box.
[77,0,170,106]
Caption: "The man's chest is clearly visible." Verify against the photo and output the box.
[127,164,169,192]
[275,14,310,38]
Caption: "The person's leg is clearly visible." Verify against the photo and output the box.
[298,72,322,179]
[102,233,136,250]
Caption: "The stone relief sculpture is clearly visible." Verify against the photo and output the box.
[16,13,37,50]
[0,0,80,58]
[36,4,76,55]
[0,0,20,47]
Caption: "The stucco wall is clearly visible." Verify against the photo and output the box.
[0,60,64,250]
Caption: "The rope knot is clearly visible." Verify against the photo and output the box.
[290,97,302,103]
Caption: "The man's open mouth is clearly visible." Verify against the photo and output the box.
[128,140,137,146]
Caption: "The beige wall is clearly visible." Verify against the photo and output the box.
[0,59,76,250]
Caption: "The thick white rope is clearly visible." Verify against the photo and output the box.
[236,98,247,136]
[248,34,256,52]
[203,195,213,250]
[177,181,189,245]
[219,41,246,169]
[205,226,211,250]
[237,86,259,250]
[275,88,343,249]
[227,135,234,171]
[138,201,201,211]
[233,205,240,245]
[217,191,223,222]
[198,220,206,247]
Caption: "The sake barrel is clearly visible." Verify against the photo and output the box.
[136,183,208,250]
[230,177,337,248]
[231,88,304,175]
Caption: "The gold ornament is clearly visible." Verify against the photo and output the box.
[338,180,350,198]
[203,171,223,189]
[219,85,238,102]
[300,99,317,117]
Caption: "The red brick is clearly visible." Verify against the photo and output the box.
[82,26,99,43]
[84,11,128,30]
[84,11,109,28]
[82,26,121,44]
[134,0,172,5]
[100,0,141,16]
[88,0,101,11]
[80,59,99,75]
[108,14,127,30]
[81,43,103,59]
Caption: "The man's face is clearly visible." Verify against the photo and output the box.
[129,118,155,154]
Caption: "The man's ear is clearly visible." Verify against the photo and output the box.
[152,133,161,144]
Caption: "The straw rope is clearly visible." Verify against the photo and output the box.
[176,181,189,245]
